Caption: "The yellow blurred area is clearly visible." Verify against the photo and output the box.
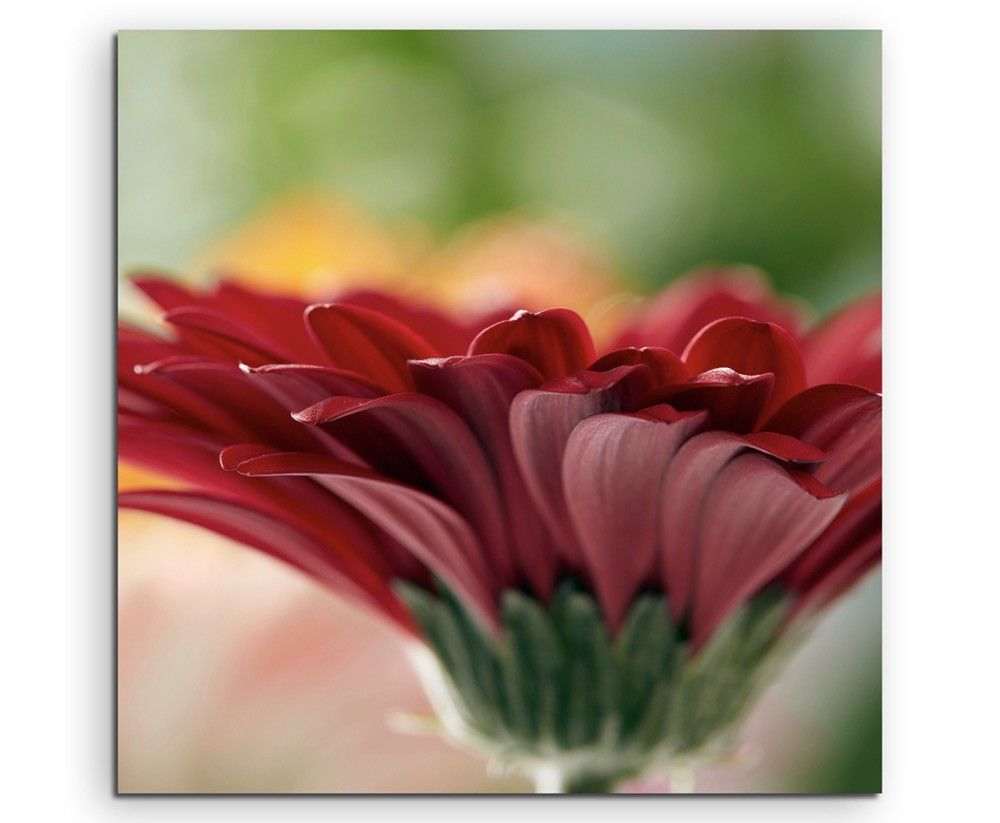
[193,195,429,296]
[118,463,185,491]
[188,192,632,332]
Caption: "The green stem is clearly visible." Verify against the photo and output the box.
[533,765,628,794]
[562,771,621,794]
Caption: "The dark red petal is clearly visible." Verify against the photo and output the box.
[660,432,750,621]
[233,451,498,630]
[218,442,275,470]
[240,364,387,448]
[141,360,324,453]
[509,365,653,570]
[120,416,398,574]
[119,490,413,631]
[121,342,246,436]
[118,323,186,368]
[764,384,881,491]
[683,317,807,420]
[802,292,881,391]
[208,281,318,363]
[292,392,511,586]
[468,308,596,380]
[589,347,690,386]
[164,307,292,365]
[741,431,828,463]
[562,410,708,630]
[305,303,438,393]
[791,533,881,618]
[337,288,481,356]
[784,477,882,595]
[687,452,844,648]
[649,368,775,434]
[410,354,557,597]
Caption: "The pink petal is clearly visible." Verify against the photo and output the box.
[687,452,844,648]
[509,365,653,570]
[659,429,839,624]
[562,410,708,630]
[468,308,596,380]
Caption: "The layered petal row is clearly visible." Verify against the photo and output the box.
[119,268,881,650]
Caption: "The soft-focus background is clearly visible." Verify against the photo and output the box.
[117,30,880,793]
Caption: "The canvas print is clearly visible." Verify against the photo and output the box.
[117,30,881,794]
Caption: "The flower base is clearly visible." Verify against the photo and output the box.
[397,581,792,793]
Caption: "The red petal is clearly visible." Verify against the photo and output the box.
[468,308,596,380]
[649,368,775,434]
[562,410,708,630]
[802,292,881,391]
[683,317,807,420]
[292,392,511,586]
[164,307,292,365]
[741,431,828,463]
[764,384,881,491]
[784,477,882,595]
[410,354,557,596]
[141,360,323,453]
[240,364,388,446]
[233,451,498,630]
[120,335,247,436]
[792,534,881,618]
[589,346,690,386]
[337,288,481,356]
[306,303,438,393]
[131,273,199,311]
[209,281,318,363]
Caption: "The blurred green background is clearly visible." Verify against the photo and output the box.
[117,30,881,793]
[118,30,880,313]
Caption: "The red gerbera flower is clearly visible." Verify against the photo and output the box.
[118,268,881,792]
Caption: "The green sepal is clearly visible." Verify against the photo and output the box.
[397,580,793,792]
